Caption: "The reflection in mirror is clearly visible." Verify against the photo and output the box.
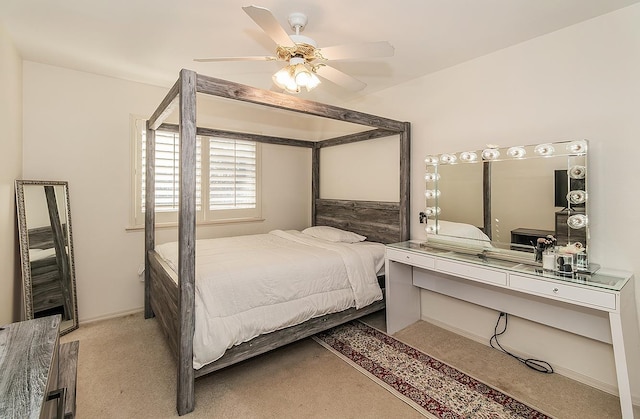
[15,180,78,335]
[424,140,589,265]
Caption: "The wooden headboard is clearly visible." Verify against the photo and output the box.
[314,199,402,244]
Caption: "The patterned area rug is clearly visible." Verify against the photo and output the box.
[313,321,552,419]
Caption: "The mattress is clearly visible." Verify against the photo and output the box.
[154,229,385,369]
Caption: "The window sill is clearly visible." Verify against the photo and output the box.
[125,217,265,232]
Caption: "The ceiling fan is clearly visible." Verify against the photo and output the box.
[194,5,394,93]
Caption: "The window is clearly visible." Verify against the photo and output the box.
[130,117,261,227]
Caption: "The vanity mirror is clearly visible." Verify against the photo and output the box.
[423,140,589,264]
[15,180,78,335]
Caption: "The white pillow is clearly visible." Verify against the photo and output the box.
[426,220,492,249]
[429,220,491,241]
[302,226,367,243]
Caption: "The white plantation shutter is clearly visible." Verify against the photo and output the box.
[209,139,256,210]
[141,130,201,212]
[133,117,260,227]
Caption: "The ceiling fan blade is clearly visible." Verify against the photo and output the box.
[318,41,394,61]
[314,65,367,91]
[242,5,295,48]
[194,56,277,62]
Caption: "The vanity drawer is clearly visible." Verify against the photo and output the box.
[510,274,616,310]
[435,259,507,286]
[386,248,436,270]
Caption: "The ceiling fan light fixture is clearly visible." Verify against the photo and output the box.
[285,84,301,94]
[197,6,392,94]
[272,68,299,93]
[305,72,321,91]
[293,64,313,86]
[272,67,292,87]
[272,57,321,93]
[292,63,321,91]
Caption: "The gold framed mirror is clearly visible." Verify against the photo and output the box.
[15,180,78,335]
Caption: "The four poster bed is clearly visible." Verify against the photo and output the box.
[144,69,410,415]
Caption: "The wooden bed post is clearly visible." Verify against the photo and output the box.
[400,122,411,241]
[483,161,492,239]
[144,122,156,319]
[145,77,187,319]
[311,144,320,226]
[177,69,197,416]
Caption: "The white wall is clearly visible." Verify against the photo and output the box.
[22,63,312,322]
[349,4,640,399]
[0,25,23,325]
[320,135,399,202]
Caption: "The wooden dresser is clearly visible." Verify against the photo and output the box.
[0,315,78,419]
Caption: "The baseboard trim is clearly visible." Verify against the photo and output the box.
[420,315,640,406]
[79,307,143,325]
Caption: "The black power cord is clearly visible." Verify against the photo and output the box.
[489,312,554,374]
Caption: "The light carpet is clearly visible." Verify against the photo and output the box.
[314,321,552,419]
[60,312,629,418]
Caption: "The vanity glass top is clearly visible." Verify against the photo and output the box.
[388,241,631,292]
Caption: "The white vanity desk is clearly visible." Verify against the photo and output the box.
[385,240,638,418]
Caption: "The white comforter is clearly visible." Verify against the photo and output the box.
[154,229,384,369]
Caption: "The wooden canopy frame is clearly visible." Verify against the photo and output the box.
[144,69,410,415]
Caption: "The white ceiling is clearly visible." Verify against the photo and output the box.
[1,0,639,105]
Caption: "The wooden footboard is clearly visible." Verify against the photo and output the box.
[148,250,180,358]
[195,298,385,378]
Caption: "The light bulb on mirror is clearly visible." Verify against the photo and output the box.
[425,189,440,199]
[567,140,588,155]
[482,148,500,160]
[567,214,588,229]
[439,153,457,164]
[569,165,586,179]
[507,146,526,158]
[567,190,587,205]
[424,156,439,166]
[459,151,478,162]
[424,207,441,216]
[424,172,440,182]
[534,143,555,156]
